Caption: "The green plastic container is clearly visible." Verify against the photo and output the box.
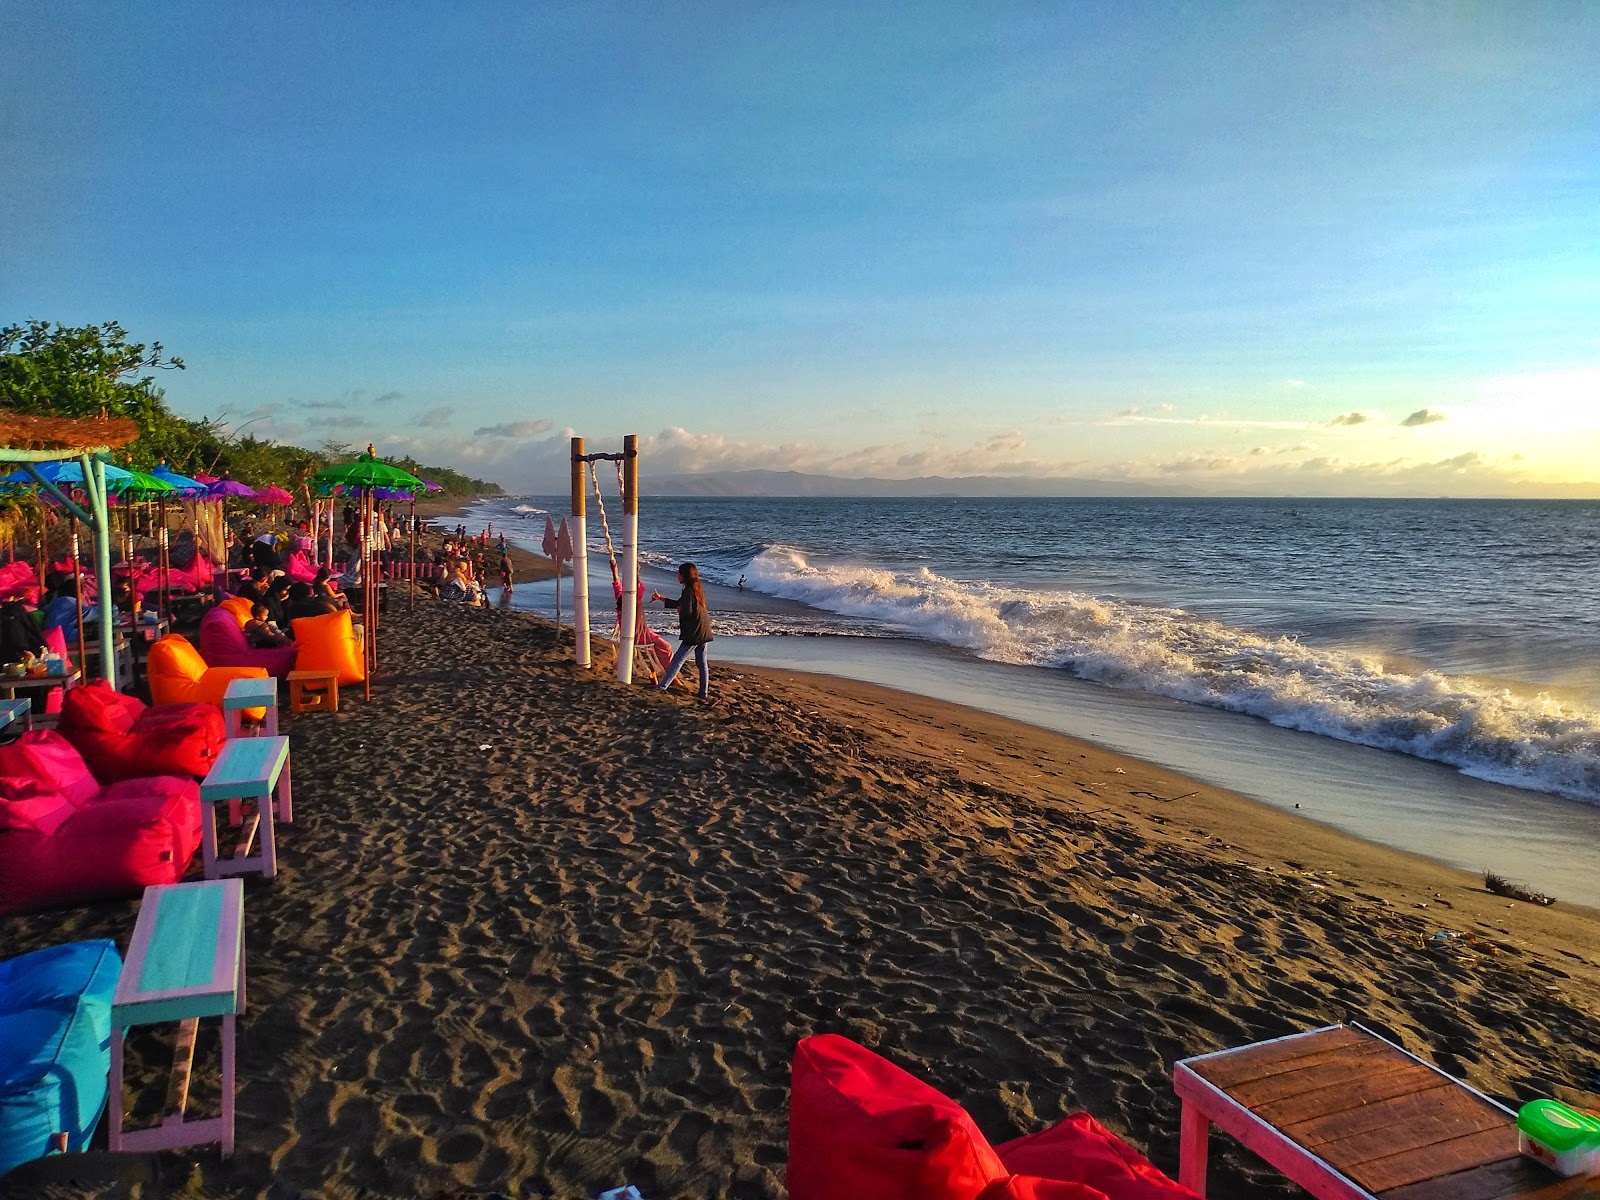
[1518,1099,1600,1177]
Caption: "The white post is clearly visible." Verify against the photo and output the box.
[616,434,639,684]
[571,439,591,668]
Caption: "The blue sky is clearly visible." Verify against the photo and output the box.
[4,2,1599,494]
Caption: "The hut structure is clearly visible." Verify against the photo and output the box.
[0,413,137,685]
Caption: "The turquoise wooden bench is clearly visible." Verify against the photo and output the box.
[221,676,279,738]
[109,879,244,1157]
[0,697,30,736]
[199,736,291,880]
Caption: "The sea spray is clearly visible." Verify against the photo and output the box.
[743,546,1600,804]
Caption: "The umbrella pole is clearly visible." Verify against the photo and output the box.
[363,489,373,701]
[158,497,169,626]
[409,497,416,613]
[70,517,87,680]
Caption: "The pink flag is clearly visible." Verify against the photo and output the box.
[541,516,557,558]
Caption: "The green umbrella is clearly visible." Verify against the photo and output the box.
[309,451,423,700]
[309,451,425,493]
[108,468,177,497]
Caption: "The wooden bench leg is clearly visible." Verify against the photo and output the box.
[108,1023,126,1152]
[1179,1101,1210,1197]
[201,803,219,879]
[276,753,292,823]
[220,1011,236,1157]
[259,791,276,879]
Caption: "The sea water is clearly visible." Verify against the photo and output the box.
[468,495,1600,905]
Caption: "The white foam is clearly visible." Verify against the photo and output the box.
[744,547,1600,804]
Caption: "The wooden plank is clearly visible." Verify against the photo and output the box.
[1288,1081,1502,1151]
[1192,1026,1368,1089]
[1303,1092,1508,1171]
[1254,1066,1455,1128]
[1380,1155,1600,1200]
[235,810,260,861]
[1352,1126,1521,1195]
[1228,1049,1422,1108]
[163,1018,199,1120]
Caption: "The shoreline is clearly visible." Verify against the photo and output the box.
[4,597,1598,1198]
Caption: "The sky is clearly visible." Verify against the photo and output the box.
[3,2,1599,496]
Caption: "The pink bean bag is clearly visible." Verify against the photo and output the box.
[0,732,202,915]
[0,560,40,605]
[197,605,297,679]
[56,679,225,784]
[788,1034,1198,1200]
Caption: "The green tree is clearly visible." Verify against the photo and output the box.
[0,320,189,466]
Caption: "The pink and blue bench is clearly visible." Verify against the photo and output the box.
[109,879,244,1156]
[200,735,292,880]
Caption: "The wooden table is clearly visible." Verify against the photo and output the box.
[199,736,292,880]
[1,669,80,726]
[222,675,279,737]
[1173,1024,1596,1198]
[109,879,244,1157]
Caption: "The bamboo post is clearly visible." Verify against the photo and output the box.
[69,519,87,680]
[409,496,416,612]
[571,437,590,668]
[363,489,374,700]
[616,434,639,684]
[88,457,115,687]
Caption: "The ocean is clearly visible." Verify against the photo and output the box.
[458,495,1600,905]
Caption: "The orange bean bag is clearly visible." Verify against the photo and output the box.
[290,608,366,685]
[146,633,267,714]
[217,595,253,625]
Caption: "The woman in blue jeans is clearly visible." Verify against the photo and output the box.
[651,562,714,699]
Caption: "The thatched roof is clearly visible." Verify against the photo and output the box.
[0,413,140,455]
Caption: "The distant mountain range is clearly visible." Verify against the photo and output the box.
[645,469,1201,498]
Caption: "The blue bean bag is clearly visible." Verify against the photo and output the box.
[0,939,122,1178]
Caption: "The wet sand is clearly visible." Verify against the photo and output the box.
[4,596,1598,1199]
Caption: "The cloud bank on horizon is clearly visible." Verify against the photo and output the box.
[3,4,1597,496]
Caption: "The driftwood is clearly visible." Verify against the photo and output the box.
[1484,871,1556,907]
[0,414,139,453]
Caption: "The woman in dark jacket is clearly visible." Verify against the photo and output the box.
[651,562,714,699]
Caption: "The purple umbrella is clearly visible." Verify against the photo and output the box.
[207,478,256,498]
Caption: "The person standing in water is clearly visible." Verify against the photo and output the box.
[651,562,714,700]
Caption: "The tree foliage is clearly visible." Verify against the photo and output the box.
[2,320,502,497]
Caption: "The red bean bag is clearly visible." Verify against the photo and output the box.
[788,1035,1197,1200]
[0,732,201,915]
[197,605,297,679]
[56,679,225,784]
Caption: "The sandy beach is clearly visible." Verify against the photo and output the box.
[4,589,1599,1199]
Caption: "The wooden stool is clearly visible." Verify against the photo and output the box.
[288,669,339,714]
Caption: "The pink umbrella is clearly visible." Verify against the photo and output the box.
[193,472,219,485]
[255,485,294,505]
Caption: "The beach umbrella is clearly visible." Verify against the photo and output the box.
[108,469,176,497]
[308,453,425,699]
[148,464,208,495]
[206,478,256,499]
[309,452,426,493]
[193,472,219,485]
[254,484,294,505]
[1,461,136,490]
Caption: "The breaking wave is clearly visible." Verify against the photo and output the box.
[740,546,1600,804]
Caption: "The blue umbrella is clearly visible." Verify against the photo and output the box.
[148,464,208,494]
[0,460,134,489]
